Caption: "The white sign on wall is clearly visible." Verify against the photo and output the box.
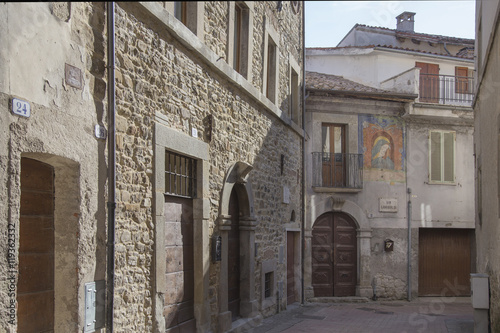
[379,198,398,213]
[11,98,31,118]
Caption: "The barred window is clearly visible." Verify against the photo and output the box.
[165,150,197,198]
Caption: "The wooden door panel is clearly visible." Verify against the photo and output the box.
[333,214,357,296]
[19,158,55,332]
[17,291,54,333]
[228,189,240,320]
[287,232,296,305]
[164,196,195,331]
[418,228,472,296]
[313,213,357,297]
[416,62,440,103]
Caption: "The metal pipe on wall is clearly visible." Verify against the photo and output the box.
[106,2,116,331]
[301,1,306,305]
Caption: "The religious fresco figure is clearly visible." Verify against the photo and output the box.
[371,136,394,170]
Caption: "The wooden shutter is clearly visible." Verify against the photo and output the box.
[455,67,469,94]
[430,131,442,182]
[430,131,455,183]
[443,131,455,182]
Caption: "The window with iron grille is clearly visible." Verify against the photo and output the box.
[264,272,273,298]
[165,150,197,198]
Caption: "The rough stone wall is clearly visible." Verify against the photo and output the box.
[114,2,303,331]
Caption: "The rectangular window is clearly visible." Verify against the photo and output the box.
[429,130,455,184]
[266,39,277,102]
[165,150,197,198]
[264,272,273,298]
[322,124,346,187]
[290,67,300,124]
[174,2,188,25]
[455,66,473,94]
[233,3,242,72]
[232,2,249,78]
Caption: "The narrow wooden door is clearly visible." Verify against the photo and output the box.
[321,124,346,187]
[228,189,240,320]
[287,232,296,305]
[312,213,357,297]
[18,158,55,332]
[419,228,472,296]
[416,62,440,103]
[164,196,195,332]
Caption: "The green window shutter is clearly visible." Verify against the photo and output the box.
[430,131,442,182]
[443,132,455,182]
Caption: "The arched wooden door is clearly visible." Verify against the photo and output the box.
[18,157,55,332]
[227,189,240,320]
[312,212,357,297]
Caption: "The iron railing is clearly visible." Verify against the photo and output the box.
[312,153,363,189]
[419,74,474,106]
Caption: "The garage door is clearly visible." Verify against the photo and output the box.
[418,228,472,296]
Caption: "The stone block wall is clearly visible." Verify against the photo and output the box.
[113,2,303,332]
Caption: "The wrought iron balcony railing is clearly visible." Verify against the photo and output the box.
[312,153,363,189]
[419,74,474,106]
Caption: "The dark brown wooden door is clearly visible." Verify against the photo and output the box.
[164,196,195,332]
[228,189,240,320]
[321,124,346,187]
[18,157,55,332]
[418,228,472,296]
[287,232,296,305]
[416,62,440,103]
[312,213,357,297]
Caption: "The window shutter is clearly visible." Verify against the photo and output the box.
[430,131,442,182]
[443,132,455,182]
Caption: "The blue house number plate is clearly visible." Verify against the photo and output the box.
[11,98,31,118]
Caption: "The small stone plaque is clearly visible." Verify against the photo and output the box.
[379,198,398,213]
[65,63,83,89]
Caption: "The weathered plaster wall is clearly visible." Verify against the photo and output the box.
[0,3,107,332]
[474,1,500,329]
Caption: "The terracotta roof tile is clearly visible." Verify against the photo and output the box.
[305,71,388,93]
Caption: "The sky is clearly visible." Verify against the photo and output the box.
[305,1,476,48]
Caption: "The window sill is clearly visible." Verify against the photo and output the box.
[312,187,362,193]
[426,181,457,186]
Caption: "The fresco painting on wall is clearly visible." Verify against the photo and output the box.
[359,114,405,182]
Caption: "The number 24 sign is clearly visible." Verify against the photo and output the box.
[11,98,31,118]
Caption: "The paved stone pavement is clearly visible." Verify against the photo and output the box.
[252,298,473,333]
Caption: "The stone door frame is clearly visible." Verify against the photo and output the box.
[217,162,259,332]
[305,197,373,299]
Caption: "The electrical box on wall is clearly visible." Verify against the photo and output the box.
[471,273,489,309]
[84,280,105,333]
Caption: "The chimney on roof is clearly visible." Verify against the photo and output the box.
[396,12,416,32]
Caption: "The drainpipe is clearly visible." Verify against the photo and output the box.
[301,2,306,305]
[404,110,412,302]
[407,187,412,302]
[106,2,116,332]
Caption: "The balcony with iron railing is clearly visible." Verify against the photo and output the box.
[312,153,363,190]
[419,74,474,106]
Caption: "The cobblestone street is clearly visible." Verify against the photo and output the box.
[253,298,473,333]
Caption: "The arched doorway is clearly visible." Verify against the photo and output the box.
[227,188,241,320]
[312,212,357,297]
[18,157,55,331]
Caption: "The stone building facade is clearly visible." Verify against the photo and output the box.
[0,2,304,333]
